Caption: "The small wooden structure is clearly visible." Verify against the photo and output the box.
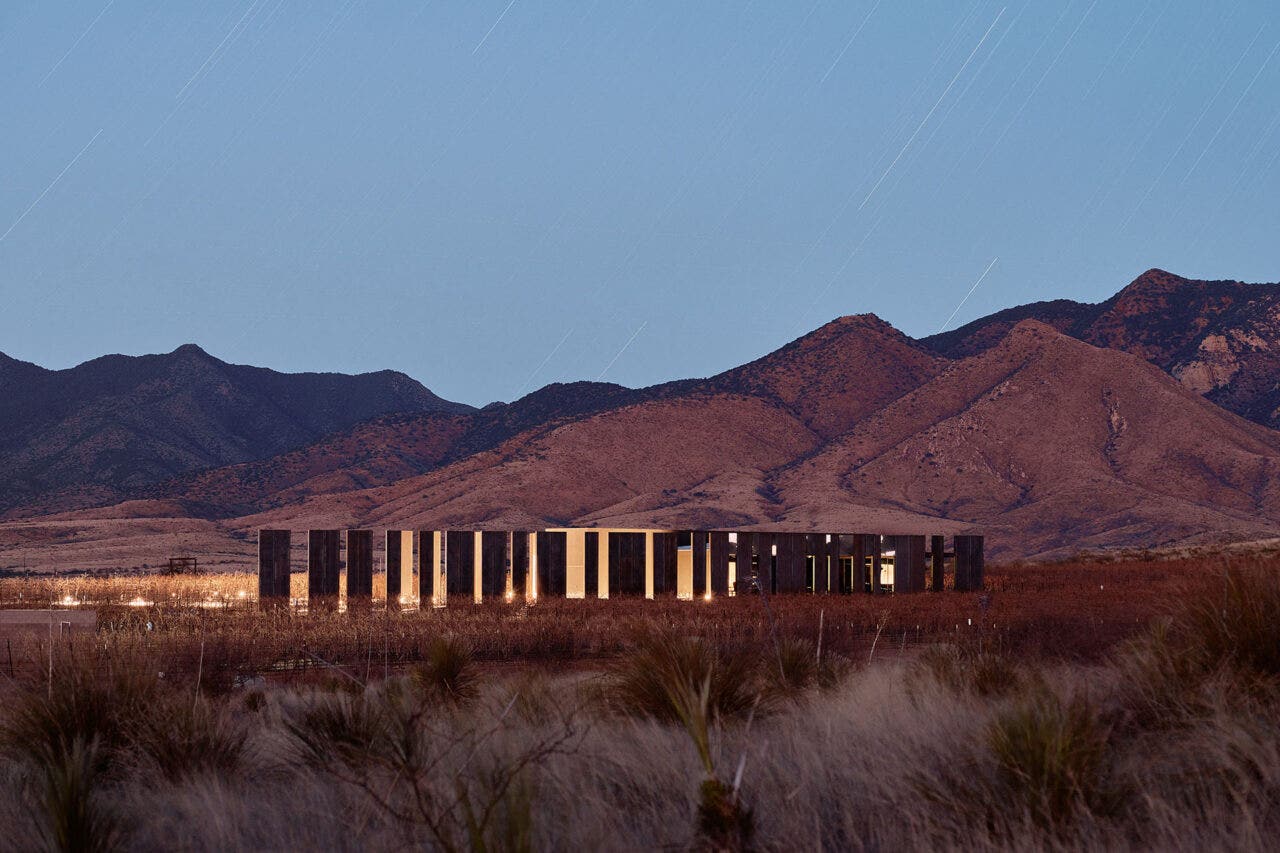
[165,557,199,574]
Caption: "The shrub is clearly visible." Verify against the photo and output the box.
[129,696,248,782]
[283,687,393,772]
[2,654,157,773]
[1180,563,1280,678]
[601,634,765,722]
[412,636,479,706]
[33,736,123,853]
[987,691,1115,831]
[916,636,1022,698]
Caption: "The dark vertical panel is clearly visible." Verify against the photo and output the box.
[420,530,438,603]
[536,531,567,597]
[670,532,680,591]
[257,529,291,607]
[774,533,805,593]
[826,533,841,593]
[931,535,946,592]
[648,533,662,596]
[710,532,730,594]
[609,532,645,596]
[893,534,927,593]
[308,530,340,609]
[346,529,373,609]
[481,531,507,598]
[837,534,856,594]
[446,531,475,598]
[511,532,529,594]
[808,533,827,593]
[691,531,707,596]
[868,534,883,594]
[584,532,599,598]
[735,532,754,595]
[756,532,775,595]
[385,530,402,605]
[650,532,666,596]
[954,535,985,591]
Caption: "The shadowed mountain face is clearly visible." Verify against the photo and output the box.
[924,269,1280,429]
[0,345,469,514]
[6,268,1280,563]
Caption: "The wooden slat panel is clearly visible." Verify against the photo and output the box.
[511,532,528,594]
[257,529,291,607]
[735,532,754,595]
[346,529,373,609]
[308,529,341,609]
[808,533,827,594]
[691,531,707,596]
[954,535,985,591]
[584,532,599,598]
[931,534,946,592]
[421,530,442,605]
[537,531,567,596]
[609,532,646,596]
[867,534,883,594]
[446,531,474,598]
[481,531,507,598]
[710,532,730,595]
[756,532,775,595]
[385,530,402,605]
[837,534,856,594]
[893,534,927,593]
[775,533,805,593]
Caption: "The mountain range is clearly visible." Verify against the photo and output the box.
[2,268,1279,568]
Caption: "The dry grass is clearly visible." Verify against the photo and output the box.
[0,554,1276,849]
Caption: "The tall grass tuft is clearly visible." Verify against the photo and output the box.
[34,736,123,853]
[601,633,765,722]
[1181,563,1280,677]
[129,696,248,782]
[413,636,479,706]
[987,691,1115,831]
[915,634,1022,698]
[2,653,156,773]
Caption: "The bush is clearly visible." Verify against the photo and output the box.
[33,737,123,853]
[602,634,765,722]
[2,654,157,773]
[916,636,1022,698]
[1180,563,1280,678]
[765,637,851,698]
[412,636,479,706]
[129,696,248,782]
[987,691,1115,831]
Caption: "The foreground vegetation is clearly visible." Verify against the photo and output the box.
[0,555,1276,850]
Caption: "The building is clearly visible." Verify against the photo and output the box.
[258,527,984,609]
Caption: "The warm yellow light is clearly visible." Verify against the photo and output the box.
[126,597,152,607]
[703,592,712,601]
[237,590,247,598]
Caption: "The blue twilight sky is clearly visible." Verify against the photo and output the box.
[2,1,1279,404]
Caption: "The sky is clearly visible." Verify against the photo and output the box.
[2,1,1279,405]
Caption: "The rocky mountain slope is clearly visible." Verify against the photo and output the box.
[924,269,1280,428]
[0,344,468,515]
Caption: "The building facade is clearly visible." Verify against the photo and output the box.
[257,527,984,609]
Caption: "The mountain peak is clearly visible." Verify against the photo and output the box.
[1112,268,1191,301]
[171,343,214,359]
